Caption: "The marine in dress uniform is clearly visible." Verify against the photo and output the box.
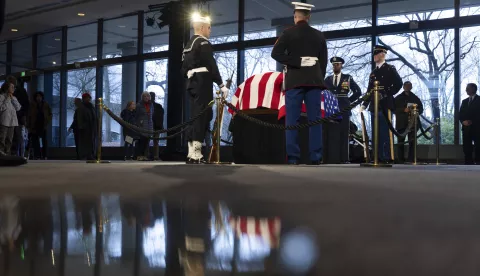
[271,2,328,165]
[459,83,480,164]
[182,12,229,164]
[323,57,362,163]
[361,45,403,163]
[394,81,423,163]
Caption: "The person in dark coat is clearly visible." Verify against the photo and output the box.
[77,93,97,160]
[120,101,136,161]
[135,92,154,161]
[394,81,423,163]
[150,92,165,161]
[28,92,52,160]
[360,45,403,163]
[68,98,82,160]
[271,2,328,165]
[182,12,228,164]
[12,79,29,157]
[459,83,480,165]
[323,56,362,164]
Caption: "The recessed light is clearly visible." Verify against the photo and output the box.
[11,29,18,32]
[118,25,126,28]
[52,61,57,65]
[54,38,60,41]
[77,13,85,16]
[89,55,92,58]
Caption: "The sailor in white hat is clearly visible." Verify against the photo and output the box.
[182,11,229,164]
[271,2,329,165]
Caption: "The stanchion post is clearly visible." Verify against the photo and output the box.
[412,104,418,165]
[436,117,440,165]
[216,90,221,163]
[361,81,391,167]
[87,98,111,164]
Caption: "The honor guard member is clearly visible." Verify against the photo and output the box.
[271,2,328,165]
[459,83,480,164]
[324,57,362,163]
[360,45,403,163]
[182,12,229,164]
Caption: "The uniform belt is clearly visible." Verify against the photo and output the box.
[301,56,318,60]
[337,94,349,98]
[187,67,209,78]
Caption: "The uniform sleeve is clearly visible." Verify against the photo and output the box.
[199,40,223,86]
[324,76,333,90]
[348,76,362,103]
[362,77,374,108]
[387,65,403,96]
[271,32,301,68]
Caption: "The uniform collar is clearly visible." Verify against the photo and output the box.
[376,61,385,68]
[296,20,309,25]
[195,34,209,41]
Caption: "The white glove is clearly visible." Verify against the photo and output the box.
[220,86,229,98]
[359,105,367,112]
[300,57,316,67]
[187,71,194,78]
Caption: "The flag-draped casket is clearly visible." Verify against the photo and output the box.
[228,72,341,120]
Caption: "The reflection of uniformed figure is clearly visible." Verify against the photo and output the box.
[324,57,362,163]
[271,2,328,165]
[361,45,403,162]
[182,12,229,164]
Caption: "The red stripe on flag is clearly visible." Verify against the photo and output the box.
[268,218,277,246]
[241,75,254,110]
[239,217,247,235]
[255,218,261,236]
[321,93,325,118]
[257,72,273,109]
[271,73,283,110]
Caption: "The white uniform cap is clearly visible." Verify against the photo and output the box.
[291,2,315,11]
[191,12,211,24]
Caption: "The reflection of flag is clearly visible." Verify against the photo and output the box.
[229,216,281,248]
[230,72,341,120]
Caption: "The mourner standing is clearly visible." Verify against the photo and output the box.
[182,12,229,164]
[271,2,328,165]
[459,83,480,165]
[394,81,423,163]
[77,93,97,160]
[361,45,403,163]
[323,57,362,164]
[150,92,164,161]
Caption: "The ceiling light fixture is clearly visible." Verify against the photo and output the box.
[118,25,126,28]
[53,61,57,65]
[78,13,85,16]
[54,38,60,41]
[11,29,18,32]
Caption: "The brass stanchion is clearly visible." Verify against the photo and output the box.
[207,89,231,164]
[361,81,391,168]
[87,98,111,164]
[405,104,420,165]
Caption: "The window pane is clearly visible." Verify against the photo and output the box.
[460,1,480,16]
[244,47,277,77]
[459,26,480,144]
[379,30,455,144]
[68,23,98,63]
[38,31,62,68]
[144,59,168,146]
[212,51,237,145]
[66,68,96,147]
[103,62,136,147]
[52,73,61,147]
[204,0,239,44]
[244,0,371,41]
[327,37,372,132]
[12,37,32,73]
[144,11,169,53]
[104,15,138,59]
[0,43,6,76]
[379,1,454,25]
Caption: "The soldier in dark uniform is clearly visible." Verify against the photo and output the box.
[271,2,328,165]
[324,57,362,163]
[182,12,229,164]
[394,81,423,163]
[360,45,403,163]
[459,83,480,165]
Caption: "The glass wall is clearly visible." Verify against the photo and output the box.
[144,11,169,53]
[67,23,98,63]
[205,0,239,44]
[460,0,480,15]
[103,62,136,146]
[66,68,96,147]
[379,0,454,25]
[144,59,168,146]
[37,30,62,68]
[103,15,138,58]
[12,37,33,73]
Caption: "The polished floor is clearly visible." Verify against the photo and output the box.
[1,161,480,275]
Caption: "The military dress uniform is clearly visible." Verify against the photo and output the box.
[182,20,226,164]
[271,2,328,165]
[324,57,362,163]
[362,45,403,162]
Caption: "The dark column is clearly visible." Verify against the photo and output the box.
[59,26,68,147]
[44,72,54,147]
[165,0,188,159]
[454,0,460,145]
[165,202,183,275]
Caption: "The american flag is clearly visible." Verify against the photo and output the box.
[229,216,281,249]
[229,72,341,120]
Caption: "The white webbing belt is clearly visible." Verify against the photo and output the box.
[187,67,209,78]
